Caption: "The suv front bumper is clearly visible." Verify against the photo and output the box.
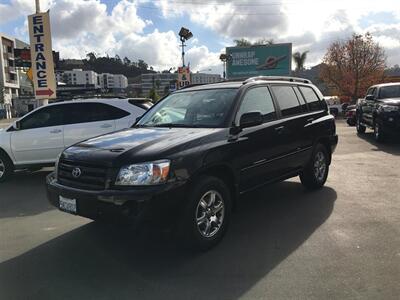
[46,172,187,227]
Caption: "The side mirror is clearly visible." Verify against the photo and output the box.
[239,111,263,128]
[365,95,375,101]
[13,120,21,130]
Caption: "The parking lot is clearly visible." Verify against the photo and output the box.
[0,120,399,300]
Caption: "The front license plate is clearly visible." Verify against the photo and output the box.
[59,196,77,214]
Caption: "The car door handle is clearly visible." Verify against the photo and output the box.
[307,118,314,122]
[50,129,62,134]
[100,124,113,128]
[274,126,285,133]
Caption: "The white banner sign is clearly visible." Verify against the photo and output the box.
[28,11,56,99]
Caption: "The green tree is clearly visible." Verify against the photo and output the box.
[123,56,131,66]
[234,38,274,46]
[293,51,309,72]
[233,38,252,47]
[138,59,148,70]
[148,88,160,102]
[86,52,97,62]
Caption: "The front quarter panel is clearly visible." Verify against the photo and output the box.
[0,128,14,163]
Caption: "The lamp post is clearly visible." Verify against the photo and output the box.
[178,27,193,67]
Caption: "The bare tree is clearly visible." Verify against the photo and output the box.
[320,33,386,100]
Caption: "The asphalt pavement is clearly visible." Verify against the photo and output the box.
[0,121,399,300]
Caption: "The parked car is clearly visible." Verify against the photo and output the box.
[345,105,357,126]
[356,83,400,142]
[324,96,342,117]
[46,76,338,250]
[0,98,149,181]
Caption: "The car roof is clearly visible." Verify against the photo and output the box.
[176,76,313,93]
[370,82,400,88]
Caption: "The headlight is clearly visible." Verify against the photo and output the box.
[115,160,170,186]
[381,105,398,112]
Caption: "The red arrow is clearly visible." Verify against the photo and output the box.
[35,89,54,97]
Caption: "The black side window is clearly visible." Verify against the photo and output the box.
[64,103,129,125]
[237,86,276,122]
[271,85,302,117]
[293,87,309,112]
[20,105,64,130]
[299,86,322,112]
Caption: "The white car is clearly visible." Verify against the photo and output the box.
[0,98,151,181]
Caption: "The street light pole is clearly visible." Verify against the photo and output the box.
[180,37,186,67]
[35,0,41,13]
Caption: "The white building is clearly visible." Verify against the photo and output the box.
[99,73,128,91]
[141,73,177,96]
[0,33,19,118]
[56,69,100,88]
[191,73,222,84]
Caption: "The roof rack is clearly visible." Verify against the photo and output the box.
[243,76,311,84]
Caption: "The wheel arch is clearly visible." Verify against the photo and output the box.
[188,164,239,211]
[315,138,332,165]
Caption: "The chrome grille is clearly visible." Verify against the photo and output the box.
[58,159,108,190]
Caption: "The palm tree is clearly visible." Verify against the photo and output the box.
[293,51,309,72]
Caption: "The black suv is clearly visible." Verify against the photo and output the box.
[46,76,338,250]
[356,83,400,142]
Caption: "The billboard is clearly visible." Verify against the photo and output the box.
[226,43,292,78]
[177,66,191,89]
[28,11,57,99]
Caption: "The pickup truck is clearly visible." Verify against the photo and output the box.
[356,83,400,142]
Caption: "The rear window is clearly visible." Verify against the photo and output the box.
[299,86,322,111]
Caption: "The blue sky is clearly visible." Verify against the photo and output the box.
[1,0,399,73]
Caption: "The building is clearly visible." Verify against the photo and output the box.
[191,73,222,84]
[141,73,177,96]
[0,33,19,118]
[99,73,128,92]
[56,69,100,88]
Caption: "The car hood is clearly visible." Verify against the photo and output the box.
[379,98,400,106]
[62,127,224,167]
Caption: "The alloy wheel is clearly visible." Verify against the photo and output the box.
[0,158,4,179]
[313,151,326,182]
[374,122,380,140]
[195,190,225,238]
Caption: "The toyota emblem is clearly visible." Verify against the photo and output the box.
[72,167,82,178]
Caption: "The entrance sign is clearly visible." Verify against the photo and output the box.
[28,11,56,99]
[226,43,292,78]
[177,66,191,89]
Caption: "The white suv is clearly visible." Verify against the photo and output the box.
[0,98,151,181]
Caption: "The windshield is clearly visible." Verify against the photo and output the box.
[378,85,400,99]
[137,88,237,128]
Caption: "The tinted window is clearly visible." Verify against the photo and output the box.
[20,105,64,130]
[271,85,302,117]
[299,86,322,112]
[293,87,308,112]
[378,85,400,99]
[64,103,129,125]
[237,86,276,122]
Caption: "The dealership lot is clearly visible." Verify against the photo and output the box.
[0,121,399,300]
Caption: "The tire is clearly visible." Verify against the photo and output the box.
[356,117,366,134]
[374,119,385,143]
[0,152,14,182]
[180,176,231,251]
[300,144,329,190]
